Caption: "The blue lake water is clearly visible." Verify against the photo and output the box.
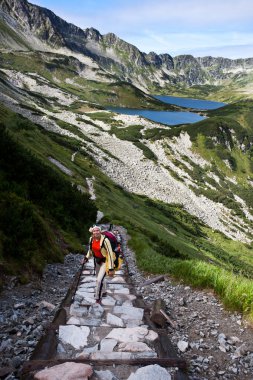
[107,96,226,126]
[107,107,206,126]
[154,95,226,110]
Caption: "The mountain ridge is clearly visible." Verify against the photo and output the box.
[1,0,253,95]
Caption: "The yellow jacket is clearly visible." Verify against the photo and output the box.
[86,235,115,271]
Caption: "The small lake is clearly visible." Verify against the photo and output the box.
[107,96,226,126]
[154,95,227,110]
[107,107,206,126]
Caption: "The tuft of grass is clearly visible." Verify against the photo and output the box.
[129,241,253,320]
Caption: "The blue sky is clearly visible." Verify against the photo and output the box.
[31,0,253,59]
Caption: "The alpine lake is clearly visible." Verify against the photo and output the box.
[107,95,227,126]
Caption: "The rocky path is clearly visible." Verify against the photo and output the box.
[0,228,253,379]
[40,259,183,380]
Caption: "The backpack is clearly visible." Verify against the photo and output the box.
[90,231,122,270]
[101,231,122,270]
[101,231,118,252]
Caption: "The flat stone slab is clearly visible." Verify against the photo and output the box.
[75,293,96,305]
[108,277,126,284]
[100,338,118,352]
[114,294,136,302]
[69,304,88,318]
[82,270,92,275]
[108,284,127,290]
[67,317,102,327]
[81,276,96,283]
[34,362,93,380]
[79,283,96,289]
[59,325,90,349]
[118,342,153,352]
[90,352,132,360]
[113,306,144,320]
[111,288,130,294]
[100,296,116,306]
[125,319,144,327]
[106,313,124,327]
[127,364,171,380]
[105,327,158,343]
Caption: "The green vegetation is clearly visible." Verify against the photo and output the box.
[0,108,97,286]
[93,173,253,319]
[143,101,253,214]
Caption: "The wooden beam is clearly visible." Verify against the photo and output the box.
[140,275,164,287]
[21,357,187,375]
[160,309,178,329]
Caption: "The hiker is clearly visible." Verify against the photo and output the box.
[82,225,115,303]
[113,228,122,245]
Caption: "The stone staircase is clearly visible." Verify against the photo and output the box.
[58,261,163,377]
[28,259,188,379]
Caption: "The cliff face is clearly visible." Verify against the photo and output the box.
[1,0,253,91]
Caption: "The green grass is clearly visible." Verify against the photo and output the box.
[91,170,253,320]
[0,105,97,285]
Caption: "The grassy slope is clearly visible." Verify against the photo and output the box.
[93,171,253,318]
[0,104,97,285]
[144,100,253,206]
[151,75,253,103]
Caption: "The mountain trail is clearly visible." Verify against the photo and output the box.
[0,227,253,379]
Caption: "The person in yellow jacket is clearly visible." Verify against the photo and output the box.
[82,225,115,304]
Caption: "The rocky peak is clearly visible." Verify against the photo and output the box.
[144,52,174,70]
[145,51,163,66]
[103,32,119,45]
[160,53,174,69]
[83,27,102,42]
[173,54,199,69]
[0,0,89,52]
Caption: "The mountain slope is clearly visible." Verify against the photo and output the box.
[0,57,252,243]
[0,109,97,284]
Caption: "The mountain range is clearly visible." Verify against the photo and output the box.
[1,0,253,98]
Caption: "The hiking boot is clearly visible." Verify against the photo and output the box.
[102,292,107,297]
[95,299,101,304]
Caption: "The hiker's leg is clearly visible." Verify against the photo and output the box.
[95,262,106,301]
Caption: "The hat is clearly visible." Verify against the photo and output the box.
[90,225,101,233]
